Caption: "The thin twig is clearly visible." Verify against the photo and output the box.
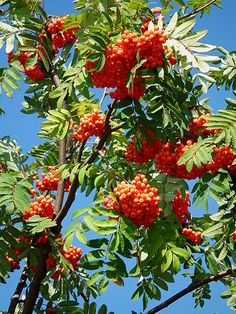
[8,265,29,314]
[179,0,217,21]
[99,87,108,107]
[51,70,67,215]
[145,266,236,314]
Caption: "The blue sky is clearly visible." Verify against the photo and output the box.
[0,1,236,313]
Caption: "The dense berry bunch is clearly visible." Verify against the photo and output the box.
[188,114,218,136]
[70,110,106,142]
[182,228,201,245]
[171,190,190,224]
[33,166,71,192]
[125,132,162,164]
[62,245,82,270]
[103,174,162,227]
[86,27,174,100]
[47,16,78,53]
[46,245,82,280]
[155,139,207,179]
[207,146,236,175]
[18,46,46,80]
[23,195,55,220]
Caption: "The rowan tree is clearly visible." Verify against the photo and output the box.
[0,0,236,313]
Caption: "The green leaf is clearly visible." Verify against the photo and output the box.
[172,254,180,273]
[26,53,38,68]
[98,304,107,314]
[161,250,172,272]
[83,215,98,232]
[6,34,14,54]
[170,246,190,259]
[131,286,144,301]
[165,12,178,34]
[172,19,196,38]
[98,277,109,295]
[75,229,87,244]
[202,223,223,237]
[78,165,88,185]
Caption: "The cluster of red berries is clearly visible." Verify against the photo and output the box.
[9,16,78,81]
[188,114,219,136]
[232,230,236,243]
[156,140,236,179]
[171,190,190,224]
[125,132,162,164]
[33,166,71,192]
[46,245,82,280]
[17,46,46,81]
[208,146,236,175]
[140,8,163,33]
[47,16,78,53]
[103,174,162,227]
[6,248,23,271]
[70,109,106,142]
[155,139,208,180]
[23,195,55,220]
[47,308,57,314]
[125,114,236,179]
[182,228,201,245]
[86,26,175,100]
[36,234,49,245]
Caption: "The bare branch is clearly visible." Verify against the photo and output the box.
[99,87,108,107]
[8,265,29,314]
[50,70,67,215]
[145,267,236,314]
[22,249,49,314]
[179,0,218,21]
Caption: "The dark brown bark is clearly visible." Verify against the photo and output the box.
[145,267,236,314]
[55,101,117,224]
[22,251,48,314]
[21,70,67,314]
[8,265,29,314]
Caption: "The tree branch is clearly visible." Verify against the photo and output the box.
[51,70,67,215]
[55,101,117,224]
[8,265,29,314]
[145,267,236,314]
[179,0,217,21]
[22,249,49,314]
[22,69,67,314]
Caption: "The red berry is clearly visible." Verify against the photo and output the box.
[70,110,106,142]
[182,228,201,245]
[103,174,162,227]
[23,195,55,220]
[171,190,190,224]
